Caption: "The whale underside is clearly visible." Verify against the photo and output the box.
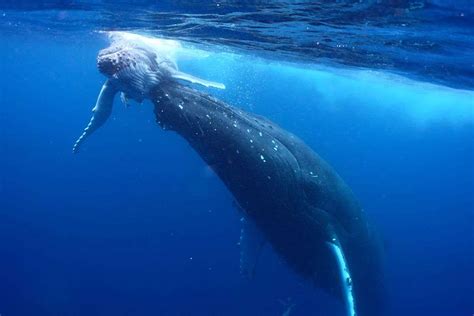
[152,82,385,316]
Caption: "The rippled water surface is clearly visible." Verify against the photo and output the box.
[1,0,473,90]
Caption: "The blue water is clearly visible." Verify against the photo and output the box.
[1,1,473,316]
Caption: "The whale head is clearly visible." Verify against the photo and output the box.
[73,32,225,153]
[97,44,172,102]
[97,35,225,102]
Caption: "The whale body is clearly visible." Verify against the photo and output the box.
[151,82,385,316]
[73,33,385,316]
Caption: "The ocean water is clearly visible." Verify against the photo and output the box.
[0,1,473,316]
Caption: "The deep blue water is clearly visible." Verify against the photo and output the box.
[1,1,474,316]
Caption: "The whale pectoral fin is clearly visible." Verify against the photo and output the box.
[171,70,225,90]
[327,240,356,316]
[120,92,130,108]
[72,80,117,153]
[239,217,265,279]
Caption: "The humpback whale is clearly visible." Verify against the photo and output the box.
[73,33,385,316]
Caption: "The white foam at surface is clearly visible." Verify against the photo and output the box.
[100,31,474,127]
[103,31,213,66]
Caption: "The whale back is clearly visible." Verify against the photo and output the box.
[152,83,385,316]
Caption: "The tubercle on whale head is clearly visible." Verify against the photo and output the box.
[96,45,150,77]
[97,46,132,76]
[96,44,164,103]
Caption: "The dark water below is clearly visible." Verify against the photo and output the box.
[1,1,473,316]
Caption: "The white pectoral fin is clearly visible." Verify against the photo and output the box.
[327,240,356,316]
[120,92,130,107]
[72,80,117,153]
[171,70,225,89]
[239,217,265,279]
